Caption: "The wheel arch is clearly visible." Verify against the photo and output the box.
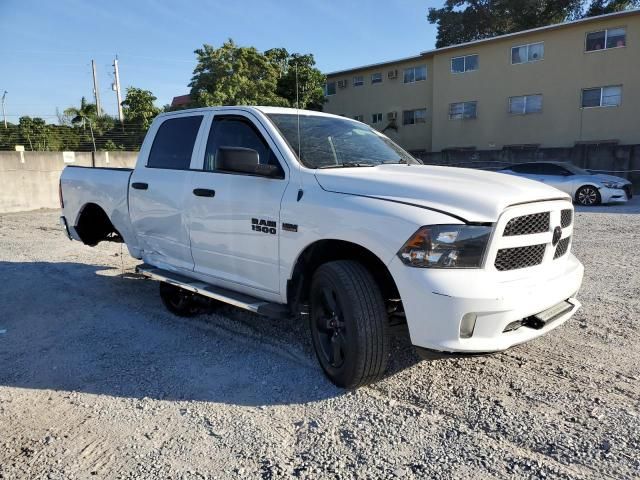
[574,183,602,204]
[74,202,122,246]
[286,239,401,311]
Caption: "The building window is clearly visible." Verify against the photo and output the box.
[449,101,477,120]
[354,114,364,122]
[372,113,383,124]
[509,94,543,114]
[451,54,479,73]
[325,82,336,96]
[581,85,622,108]
[403,65,427,83]
[511,42,544,64]
[353,75,364,87]
[403,108,427,125]
[371,72,383,84]
[586,27,626,51]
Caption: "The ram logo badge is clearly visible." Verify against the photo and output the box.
[252,218,277,235]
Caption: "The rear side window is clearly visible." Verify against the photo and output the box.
[147,116,203,169]
[204,116,284,177]
[511,163,539,174]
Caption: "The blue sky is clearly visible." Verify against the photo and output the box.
[0,0,440,122]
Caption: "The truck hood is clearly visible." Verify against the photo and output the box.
[314,164,570,223]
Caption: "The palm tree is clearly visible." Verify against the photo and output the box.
[64,97,97,131]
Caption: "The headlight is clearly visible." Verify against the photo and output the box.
[397,225,492,268]
[601,181,623,189]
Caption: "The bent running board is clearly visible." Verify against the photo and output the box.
[136,263,290,319]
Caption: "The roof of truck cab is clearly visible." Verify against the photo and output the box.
[158,106,341,119]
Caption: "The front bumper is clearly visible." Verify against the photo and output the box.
[600,186,631,203]
[389,253,584,353]
[59,216,72,240]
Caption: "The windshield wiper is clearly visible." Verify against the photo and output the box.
[317,162,375,169]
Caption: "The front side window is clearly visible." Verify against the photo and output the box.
[204,116,283,176]
[404,65,427,83]
[147,115,203,169]
[371,72,383,84]
[511,42,544,64]
[267,114,419,169]
[403,108,427,125]
[509,94,543,114]
[449,101,477,120]
[325,82,336,96]
[581,85,622,108]
[372,113,383,124]
[353,75,364,87]
[586,27,626,51]
[451,54,479,73]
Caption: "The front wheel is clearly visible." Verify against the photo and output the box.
[575,185,601,206]
[309,261,389,389]
[159,282,199,317]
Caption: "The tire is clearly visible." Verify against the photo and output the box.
[159,282,199,317]
[575,185,601,206]
[309,261,389,388]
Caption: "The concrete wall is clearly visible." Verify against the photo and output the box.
[0,151,137,213]
[415,143,640,185]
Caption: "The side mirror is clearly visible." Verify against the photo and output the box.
[216,147,281,178]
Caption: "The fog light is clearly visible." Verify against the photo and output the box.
[460,313,477,339]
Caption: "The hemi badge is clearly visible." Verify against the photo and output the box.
[282,223,298,232]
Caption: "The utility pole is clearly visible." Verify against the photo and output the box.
[91,60,102,117]
[1,91,7,129]
[112,56,124,124]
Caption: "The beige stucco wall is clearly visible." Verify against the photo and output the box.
[431,13,640,151]
[325,12,640,153]
[324,57,434,151]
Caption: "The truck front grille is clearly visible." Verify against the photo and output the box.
[554,236,571,259]
[503,212,549,236]
[494,244,546,271]
[560,209,573,228]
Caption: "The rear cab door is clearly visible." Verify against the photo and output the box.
[129,113,207,271]
[185,109,291,296]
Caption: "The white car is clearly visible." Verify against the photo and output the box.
[499,161,633,206]
[59,107,584,388]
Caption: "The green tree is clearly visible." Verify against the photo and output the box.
[121,87,160,130]
[63,97,97,130]
[189,40,325,110]
[269,51,326,111]
[18,116,50,151]
[427,0,639,48]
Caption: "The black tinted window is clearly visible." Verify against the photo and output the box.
[204,117,283,176]
[511,163,539,174]
[148,116,203,169]
[538,163,569,175]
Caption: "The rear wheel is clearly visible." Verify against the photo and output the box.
[575,185,601,206]
[309,261,389,388]
[159,282,199,317]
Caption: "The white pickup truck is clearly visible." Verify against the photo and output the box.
[60,106,584,388]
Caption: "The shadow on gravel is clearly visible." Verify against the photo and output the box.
[0,261,422,406]
[574,196,639,214]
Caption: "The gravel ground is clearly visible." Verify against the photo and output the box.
[0,200,639,480]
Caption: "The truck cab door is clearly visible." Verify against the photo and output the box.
[129,114,206,271]
[185,113,290,295]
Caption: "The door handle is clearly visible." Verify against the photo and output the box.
[193,188,216,198]
[131,182,148,190]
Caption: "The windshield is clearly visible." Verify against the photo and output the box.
[562,164,591,175]
[267,113,420,168]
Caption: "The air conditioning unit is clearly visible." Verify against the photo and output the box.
[387,111,397,120]
[337,79,348,89]
[388,69,398,79]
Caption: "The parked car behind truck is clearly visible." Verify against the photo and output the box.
[59,107,584,388]
[499,161,633,206]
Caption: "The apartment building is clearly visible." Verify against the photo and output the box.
[323,9,640,153]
